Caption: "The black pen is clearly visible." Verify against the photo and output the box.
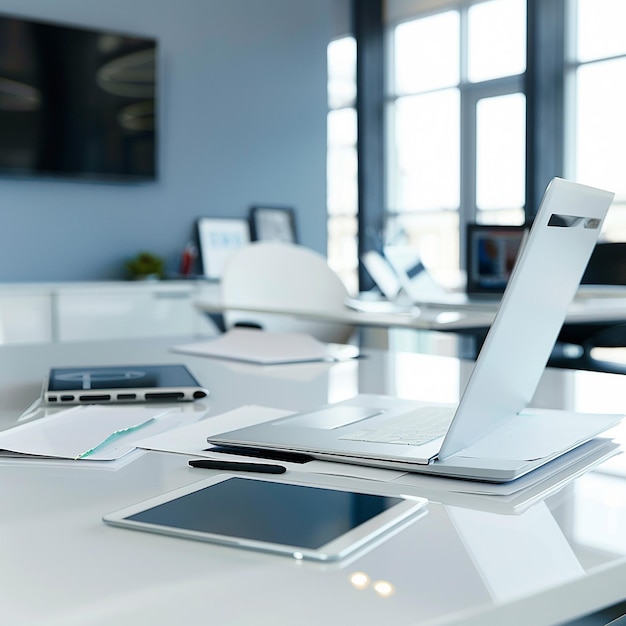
[188,459,286,474]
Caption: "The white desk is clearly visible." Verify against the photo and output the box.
[1,337,625,625]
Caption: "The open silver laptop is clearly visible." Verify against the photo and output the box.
[208,179,622,482]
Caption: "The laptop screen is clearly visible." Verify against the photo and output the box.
[466,224,527,295]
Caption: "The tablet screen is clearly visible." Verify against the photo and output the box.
[47,364,199,391]
[104,475,427,560]
[128,478,402,548]
[45,364,208,403]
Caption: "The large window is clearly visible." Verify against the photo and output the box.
[328,0,626,294]
[566,0,626,240]
[386,0,526,286]
[327,36,358,294]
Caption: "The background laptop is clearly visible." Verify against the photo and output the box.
[358,232,524,310]
[360,249,402,300]
[383,246,449,301]
[210,179,620,482]
[465,224,527,298]
[383,227,527,309]
[349,246,465,313]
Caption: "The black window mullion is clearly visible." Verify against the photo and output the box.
[526,0,566,218]
[353,0,385,292]
[459,5,474,270]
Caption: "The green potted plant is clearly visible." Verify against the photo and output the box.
[125,251,165,280]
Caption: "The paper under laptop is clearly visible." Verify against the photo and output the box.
[208,178,623,482]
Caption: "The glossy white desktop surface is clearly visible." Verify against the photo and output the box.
[1,337,625,626]
[195,284,626,332]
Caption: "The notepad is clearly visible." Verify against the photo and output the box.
[172,328,359,365]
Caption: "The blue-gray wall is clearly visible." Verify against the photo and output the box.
[0,0,332,281]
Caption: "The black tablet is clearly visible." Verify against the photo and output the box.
[103,474,428,561]
[44,364,209,404]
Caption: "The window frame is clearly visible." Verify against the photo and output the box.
[345,0,571,291]
[384,1,527,275]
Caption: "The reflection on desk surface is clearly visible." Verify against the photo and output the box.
[447,502,584,603]
[0,337,625,626]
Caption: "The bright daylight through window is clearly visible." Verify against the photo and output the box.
[386,0,526,287]
[327,36,358,294]
[327,0,626,293]
[568,0,626,240]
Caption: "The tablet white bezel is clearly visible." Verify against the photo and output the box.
[103,473,428,562]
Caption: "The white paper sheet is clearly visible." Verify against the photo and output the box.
[172,328,359,365]
[0,405,194,460]
[456,409,622,461]
[135,405,404,482]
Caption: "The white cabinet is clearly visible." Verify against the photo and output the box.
[0,293,53,344]
[0,281,218,344]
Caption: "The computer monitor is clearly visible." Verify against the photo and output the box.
[466,224,527,296]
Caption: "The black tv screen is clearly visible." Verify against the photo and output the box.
[0,14,157,181]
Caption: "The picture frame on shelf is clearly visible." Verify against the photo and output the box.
[249,206,298,244]
[196,218,250,280]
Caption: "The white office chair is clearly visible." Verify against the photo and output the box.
[220,241,354,344]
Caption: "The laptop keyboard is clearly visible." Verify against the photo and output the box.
[339,406,455,446]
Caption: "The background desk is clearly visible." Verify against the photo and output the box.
[1,337,625,625]
[195,286,626,332]
[196,287,626,371]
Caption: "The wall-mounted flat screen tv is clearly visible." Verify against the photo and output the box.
[0,14,157,182]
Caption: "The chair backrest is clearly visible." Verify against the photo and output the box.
[220,242,354,344]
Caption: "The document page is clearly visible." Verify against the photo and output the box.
[0,405,185,460]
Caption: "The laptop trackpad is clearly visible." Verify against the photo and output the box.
[279,406,384,430]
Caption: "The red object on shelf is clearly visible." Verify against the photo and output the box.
[179,243,197,276]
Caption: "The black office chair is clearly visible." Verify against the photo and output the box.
[580,241,626,285]
[550,242,626,373]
